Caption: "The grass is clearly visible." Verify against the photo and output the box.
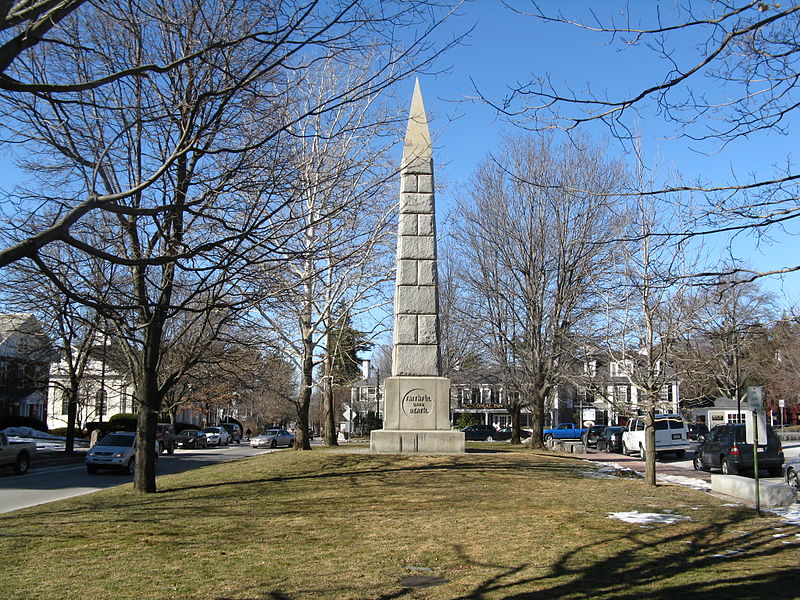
[1,445,798,600]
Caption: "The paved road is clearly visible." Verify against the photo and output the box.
[0,444,273,514]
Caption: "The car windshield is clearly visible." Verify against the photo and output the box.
[181,430,199,436]
[204,427,220,433]
[263,430,280,436]
[98,434,134,447]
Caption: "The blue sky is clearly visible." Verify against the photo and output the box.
[414,1,800,307]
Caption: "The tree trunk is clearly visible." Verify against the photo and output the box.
[294,314,314,451]
[509,402,522,444]
[645,399,657,486]
[530,393,546,450]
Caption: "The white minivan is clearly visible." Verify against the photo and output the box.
[621,414,690,459]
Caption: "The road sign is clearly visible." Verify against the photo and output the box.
[745,409,767,446]
[779,399,785,408]
[343,407,357,421]
[746,386,764,410]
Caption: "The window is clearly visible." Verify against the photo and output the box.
[584,360,597,377]
[613,385,628,404]
[610,360,633,377]
[61,394,70,416]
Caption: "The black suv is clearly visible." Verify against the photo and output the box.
[461,424,500,441]
[693,423,784,476]
[581,425,607,448]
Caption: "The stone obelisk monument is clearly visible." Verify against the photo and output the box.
[370,80,465,454]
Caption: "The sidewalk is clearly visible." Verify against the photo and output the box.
[582,448,712,485]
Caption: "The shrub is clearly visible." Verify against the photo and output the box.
[108,413,137,431]
[455,414,479,429]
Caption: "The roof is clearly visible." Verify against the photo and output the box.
[0,314,58,362]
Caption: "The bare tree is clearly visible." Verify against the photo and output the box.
[454,134,626,448]
[489,2,800,283]
[257,60,397,450]
[677,276,776,413]
[600,187,699,486]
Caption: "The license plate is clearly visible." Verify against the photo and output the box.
[672,434,682,440]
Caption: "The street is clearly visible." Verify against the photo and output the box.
[0,443,273,514]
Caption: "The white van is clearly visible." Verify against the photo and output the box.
[621,414,690,459]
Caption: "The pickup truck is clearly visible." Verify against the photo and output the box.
[0,431,36,475]
[543,423,587,441]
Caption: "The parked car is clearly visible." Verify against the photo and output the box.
[156,423,176,455]
[783,459,799,489]
[175,429,208,449]
[0,431,36,475]
[596,426,625,453]
[461,424,500,441]
[581,425,607,448]
[250,428,295,449]
[693,423,784,476]
[622,414,690,459]
[542,423,587,442]
[496,427,531,441]
[86,432,157,474]
[687,423,709,442]
[220,422,242,444]
[204,426,230,446]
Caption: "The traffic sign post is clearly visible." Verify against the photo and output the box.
[746,387,764,516]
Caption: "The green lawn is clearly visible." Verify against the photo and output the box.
[1,446,797,600]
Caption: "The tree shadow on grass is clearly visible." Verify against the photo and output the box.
[368,511,799,600]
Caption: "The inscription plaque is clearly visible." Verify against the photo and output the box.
[402,388,432,417]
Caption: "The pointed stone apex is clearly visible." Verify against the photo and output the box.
[402,79,432,173]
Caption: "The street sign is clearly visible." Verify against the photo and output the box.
[343,407,357,421]
[779,399,786,408]
[746,386,764,411]
[745,410,767,446]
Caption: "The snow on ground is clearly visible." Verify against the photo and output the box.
[608,511,691,525]
[1,427,88,449]
[582,461,711,490]
[765,504,800,526]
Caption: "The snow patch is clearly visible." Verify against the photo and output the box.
[608,511,691,525]
[765,504,800,526]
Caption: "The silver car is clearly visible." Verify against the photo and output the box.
[204,426,230,446]
[250,428,295,449]
[86,432,158,474]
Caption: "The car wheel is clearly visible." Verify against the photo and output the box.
[287,440,294,448]
[127,458,135,475]
[721,457,737,475]
[86,464,98,474]
[639,444,645,457]
[622,442,630,456]
[544,434,552,443]
[13,452,30,475]
[787,468,799,489]
[675,450,686,460]
[693,454,707,471]
[270,440,277,449]
[486,435,494,442]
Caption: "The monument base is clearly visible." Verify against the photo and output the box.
[370,429,465,454]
